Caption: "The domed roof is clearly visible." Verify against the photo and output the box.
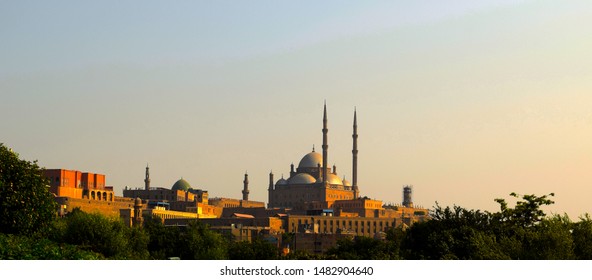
[171,178,191,192]
[317,173,344,186]
[288,173,317,185]
[327,173,344,186]
[342,177,352,187]
[276,177,288,186]
[298,151,323,169]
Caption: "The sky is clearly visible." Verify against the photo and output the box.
[2,0,592,218]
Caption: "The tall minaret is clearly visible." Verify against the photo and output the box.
[322,102,328,183]
[144,164,150,191]
[242,172,249,201]
[352,108,359,199]
[268,171,274,208]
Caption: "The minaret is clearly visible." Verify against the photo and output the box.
[268,171,274,208]
[133,197,143,227]
[317,163,322,180]
[144,164,150,191]
[352,108,359,199]
[242,172,249,201]
[322,102,328,183]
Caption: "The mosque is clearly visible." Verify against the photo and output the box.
[267,103,362,211]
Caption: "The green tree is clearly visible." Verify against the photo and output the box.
[143,215,182,259]
[401,204,506,260]
[228,238,278,260]
[178,221,228,260]
[572,214,592,259]
[492,192,555,229]
[61,208,144,259]
[520,214,574,259]
[0,232,102,260]
[401,193,574,260]
[326,236,393,260]
[0,143,57,235]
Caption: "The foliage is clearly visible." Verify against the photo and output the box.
[492,192,555,229]
[228,238,278,260]
[58,208,148,259]
[143,215,181,259]
[143,217,228,260]
[0,233,102,260]
[178,221,228,260]
[326,236,395,260]
[400,203,505,260]
[0,143,57,235]
[398,193,576,260]
[572,214,592,259]
[282,249,328,260]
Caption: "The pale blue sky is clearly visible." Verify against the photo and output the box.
[2,1,592,217]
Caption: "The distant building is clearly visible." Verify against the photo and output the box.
[123,166,209,204]
[285,215,398,237]
[121,166,266,224]
[165,216,283,243]
[43,169,113,201]
[43,169,138,217]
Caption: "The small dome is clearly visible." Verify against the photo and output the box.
[342,178,352,187]
[171,178,191,192]
[317,173,344,186]
[134,197,142,206]
[298,151,323,168]
[327,173,344,186]
[288,173,317,185]
[276,178,288,186]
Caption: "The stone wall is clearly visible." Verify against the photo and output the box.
[55,196,138,218]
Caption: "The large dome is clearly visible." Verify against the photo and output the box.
[171,178,191,192]
[288,173,317,185]
[298,151,323,168]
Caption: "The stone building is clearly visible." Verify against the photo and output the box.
[44,169,114,202]
[43,169,136,217]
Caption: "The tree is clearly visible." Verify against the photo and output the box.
[228,238,278,260]
[0,143,57,235]
[143,215,183,259]
[492,192,555,229]
[401,203,507,260]
[61,208,143,259]
[326,236,393,260]
[0,232,102,260]
[178,221,228,260]
[572,214,592,259]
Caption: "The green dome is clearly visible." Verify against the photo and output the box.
[171,178,191,192]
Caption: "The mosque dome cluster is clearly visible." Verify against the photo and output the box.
[267,104,361,210]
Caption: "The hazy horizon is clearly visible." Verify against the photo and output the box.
[2,1,591,218]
